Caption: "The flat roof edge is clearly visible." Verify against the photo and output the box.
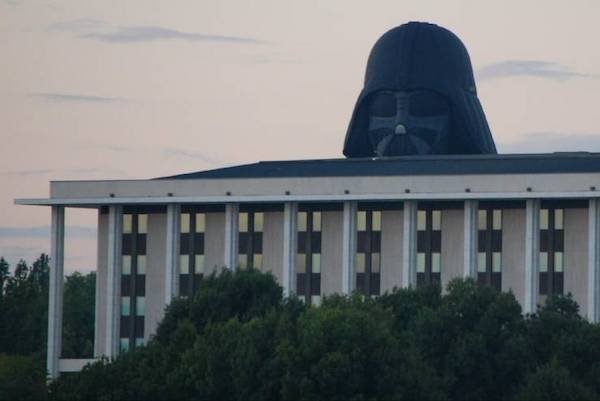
[14,191,600,207]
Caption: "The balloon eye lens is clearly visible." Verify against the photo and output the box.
[409,92,449,117]
[369,93,396,117]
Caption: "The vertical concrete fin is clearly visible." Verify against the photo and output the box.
[165,204,180,303]
[282,202,298,297]
[524,199,541,314]
[463,200,478,278]
[224,203,239,270]
[105,205,122,358]
[402,201,417,288]
[47,205,65,380]
[342,201,357,294]
[588,199,600,322]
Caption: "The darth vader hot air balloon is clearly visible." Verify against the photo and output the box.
[343,22,497,157]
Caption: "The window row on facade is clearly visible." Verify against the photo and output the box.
[112,200,584,350]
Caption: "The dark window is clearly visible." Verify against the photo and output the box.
[355,210,381,296]
[296,210,322,305]
[539,208,564,295]
[120,213,146,352]
[417,207,441,287]
[477,208,502,291]
[179,211,206,297]
[238,211,263,270]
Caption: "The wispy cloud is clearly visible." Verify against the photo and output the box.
[498,131,600,153]
[162,147,222,166]
[77,143,133,153]
[47,18,107,33]
[0,225,96,239]
[33,92,122,103]
[477,60,596,82]
[48,20,264,45]
[1,167,126,177]
[79,25,265,44]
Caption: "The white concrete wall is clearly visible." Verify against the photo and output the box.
[380,210,403,293]
[263,211,284,284]
[321,211,343,296]
[503,208,526,307]
[145,213,167,340]
[441,209,465,291]
[205,212,225,273]
[565,208,589,316]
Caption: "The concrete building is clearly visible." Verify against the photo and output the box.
[15,152,600,378]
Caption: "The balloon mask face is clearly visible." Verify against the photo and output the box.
[367,90,451,157]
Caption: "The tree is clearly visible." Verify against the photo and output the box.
[0,353,47,401]
[62,272,96,358]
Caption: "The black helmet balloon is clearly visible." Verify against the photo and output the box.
[343,22,497,157]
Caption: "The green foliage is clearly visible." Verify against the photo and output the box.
[3,262,599,401]
[0,255,96,400]
[516,359,598,401]
[62,272,96,358]
[0,353,47,401]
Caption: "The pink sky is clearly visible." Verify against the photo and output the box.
[3,0,600,272]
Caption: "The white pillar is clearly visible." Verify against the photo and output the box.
[402,201,418,288]
[47,205,65,380]
[105,205,122,358]
[463,200,479,278]
[224,203,239,270]
[588,199,600,322]
[341,201,357,294]
[524,199,540,314]
[282,202,298,297]
[165,204,180,303]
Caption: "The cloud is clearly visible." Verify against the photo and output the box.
[0,225,96,239]
[78,144,133,153]
[47,18,107,33]
[1,168,125,177]
[498,131,600,153]
[33,92,122,103]
[477,60,595,82]
[1,169,53,177]
[48,19,264,44]
[162,147,222,166]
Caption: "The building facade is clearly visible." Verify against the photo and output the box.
[16,153,600,378]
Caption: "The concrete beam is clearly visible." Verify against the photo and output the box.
[402,201,417,288]
[524,199,541,314]
[224,203,239,270]
[341,201,357,294]
[165,204,180,303]
[47,205,65,380]
[282,202,298,297]
[463,200,478,278]
[588,199,600,322]
[58,358,98,373]
[105,205,122,358]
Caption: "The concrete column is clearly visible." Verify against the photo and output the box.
[588,199,600,322]
[105,205,122,358]
[282,202,298,297]
[341,201,357,294]
[402,201,418,288]
[524,199,541,314]
[224,203,239,270]
[165,204,180,303]
[463,200,478,278]
[47,205,65,380]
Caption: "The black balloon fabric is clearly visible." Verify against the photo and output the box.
[343,21,497,157]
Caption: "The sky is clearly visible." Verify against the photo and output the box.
[2,0,600,273]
